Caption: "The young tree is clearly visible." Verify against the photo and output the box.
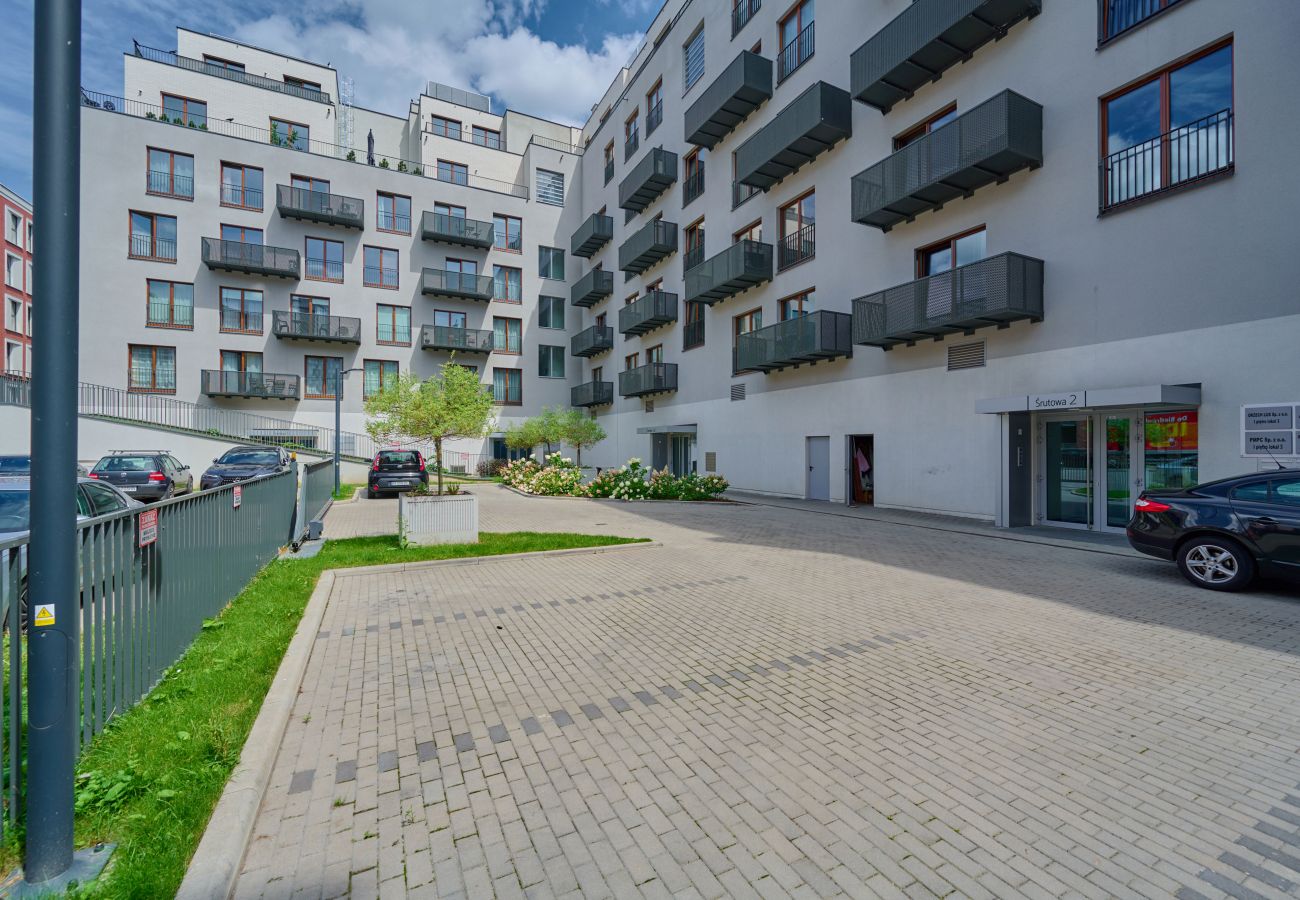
[560,408,606,467]
[503,418,543,456]
[504,407,570,456]
[364,363,494,495]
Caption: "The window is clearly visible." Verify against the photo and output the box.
[778,190,815,269]
[437,159,468,186]
[306,237,344,281]
[284,75,322,93]
[147,279,194,328]
[539,295,565,329]
[1101,0,1185,43]
[683,26,705,93]
[493,368,522,404]
[377,304,411,344]
[592,366,603,382]
[146,148,194,199]
[625,352,640,370]
[539,246,565,281]
[684,220,706,269]
[363,360,399,398]
[270,118,309,151]
[536,169,565,206]
[4,212,19,247]
[645,344,664,364]
[1275,480,1300,507]
[220,350,262,374]
[684,148,706,206]
[220,223,262,245]
[595,312,607,329]
[917,227,986,277]
[291,294,329,317]
[161,94,206,127]
[734,220,762,243]
[221,163,264,209]
[434,309,466,329]
[778,0,815,83]
[1101,41,1233,211]
[894,104,958,150]
[430,116,462,140]
[446,258,478,295]
[129,212,177,261]
[4,255,20,290]
[6,299,19,331]
[494,214,522,252]
[734,0,760,37]
[493,317,522,354]
[377,192,412,233]
[625,109,640,159]
[604,141,615,183]
[291,174,329,194]
[493,266,522,303]
[1232,478,1300,506]
[220,287,263,333]
[646,80,663,136]
[305,356,343,399]
[435,202,466,220]
[684,301,705,349]
[779,290,814,320]
[539,345,565,378]
[734,308,763,341]
[472,126,501,150]
[203,55,244,72]
[364,246,399,288]
[128,345,176,393]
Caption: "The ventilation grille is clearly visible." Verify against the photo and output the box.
[730,384,746,401]
[705,451,717,472]
[947,341,986,371]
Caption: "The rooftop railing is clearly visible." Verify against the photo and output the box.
[133,41,332,103]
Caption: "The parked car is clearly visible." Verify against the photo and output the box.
[0,455,88,476]
[1127,469,1300,591]
[0,476,144,541]
[367,449,428,498]
[89,451,193,501]
[200,445,292,490]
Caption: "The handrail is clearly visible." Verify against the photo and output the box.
[1100,108,1232,212]
[133,41,332,103]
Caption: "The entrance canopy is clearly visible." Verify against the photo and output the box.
[636,424,698,434]
[975,383,1200,414]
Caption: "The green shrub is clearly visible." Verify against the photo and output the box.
[583,469,617,498]
[648,468,681,500]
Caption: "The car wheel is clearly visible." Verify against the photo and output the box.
[1177,537,1256,591]
[366,487,376,499]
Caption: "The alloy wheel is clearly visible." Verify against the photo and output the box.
[1184,544,1239,585]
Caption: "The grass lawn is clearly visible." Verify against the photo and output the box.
[332,482,363,500]
[64,531,645,898]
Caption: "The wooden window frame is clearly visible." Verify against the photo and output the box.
[218,285,264,335]
[493,367,523,406]
[471,125,502,150]
[127,344,176,394]
[430,116,463,140]
[305,236,345,283]
[376,303,411,346]
[218,349,262,373]
[145,279,194,330]
[893,103,957,150]
[493,213,523,253]
[283,74,322,92]
[363,359,399,399]
[270,117,310,150]
[202,55,243,71]
[160,92,206,126]
[645,343,664,365]
[127,211,177,262]
[778,288,814,320]
[436,159,469,185]
[363,245,400,290]
[220,161,264,210]
[625,352,641,371]
[733,219,762,244]
[377,191,412,234]
[304,355,344,400]
[493,265,523,304]
[290,173,330,194]
[493,316,523,355]
[915,225,987,278]
[145,147,195,200]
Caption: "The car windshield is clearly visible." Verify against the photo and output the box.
[378,451,419,465]
[93,456,157,472]
[218,450,280,466]
[0,457,30,474]
[0,492,30,531]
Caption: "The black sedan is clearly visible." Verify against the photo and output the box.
[200,446,292,490]
[1127,469,1300,591]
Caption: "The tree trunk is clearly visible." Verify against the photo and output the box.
[576,444,583,467]
[435,437,444,495]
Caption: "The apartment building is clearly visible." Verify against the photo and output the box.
[1,184,33,375]
[79,2,1300,530]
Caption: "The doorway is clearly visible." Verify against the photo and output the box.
[847,435,874,506]
[806,435,830,501]
[1038,410,1143,532]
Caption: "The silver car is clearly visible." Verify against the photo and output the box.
[0,476,143,542]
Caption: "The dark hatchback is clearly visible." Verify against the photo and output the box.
[1127,469,1300,591]
[200,446,292,489]
[89,451,193,501]
[367,450,428,498]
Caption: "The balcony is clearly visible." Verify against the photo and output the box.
[201,370,301,400]
[618,219,678,276]
[420,268,494,302]
[619,147,678,212]
[620,291,679,337]
[684,51,773,150]
[604,158,615,184]
[1100,109,1233,213]
[271,311,362,344]
[571,269,614,308]
[851,90,1043,231]
[776,23,815,84]
[850,0,1041,113]
[732,0,760,37]
[571,213,614,258]
[851,251,1044,349]
[683,314,706,350]
[735,82,851,191]
[571,325,614,358]
[133,42,332,103]
[572,380,614,408]
[625,128,640,162]
[735,311,853,373]
[201,237,300,279]
[421,211,495,249]
[683,164,705,207]
[684,240,773,305]
[619,363,678,398]
[778,224,815,270]
[275,185,364,230]
[420,324,494,353]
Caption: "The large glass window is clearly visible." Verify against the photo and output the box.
[778,0,815,82]
[437,159,468,185]
[147,148,194,199]
[1102,0,1184,42]
[683,27,705,92]
[778,191,815,270]
[539,345,565,379]
[128,345,176,392]
[220,287,263,333]
[291,174,329,194]
[536,169,565,206]
[472,126,501,150]
[363,360,399,398]
[430,116,461,140]
[493,266,522,303]
[918,228,986,277]
[434,309,467,329]
[146,279,194,328]
[377,192,411,233]
[305,237,344,281]
[493,317,522,354]
[494,214,522,252]
[364,246,399,288]
[538,246,565,281]
[492,368,522,405]
[161,94,206,127]
[305,356,343,398]
[538,295,565,329]
[377,304,411,344]
[221,163,264,209]
[779,290,813,320]
[129,212,177,261]
[270,118,309,151]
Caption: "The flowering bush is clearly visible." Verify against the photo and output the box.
[502,454,727,501]
[477,458,506,478]
[647,468,681,500]
[527,453,583,495]
[677,472,730,500]
[500,457,539,489]
[583,468,618,498]
[610,459,652,501]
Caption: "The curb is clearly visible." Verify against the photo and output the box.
[328,539,661,577]
[499,483,742,505]
[175,569,338,900]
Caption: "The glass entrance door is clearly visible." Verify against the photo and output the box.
[1040,412,1146,531]
[1043,417,1092,527]
[1103,414,1136,530]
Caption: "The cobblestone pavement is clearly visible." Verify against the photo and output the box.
[234,486,1300,899]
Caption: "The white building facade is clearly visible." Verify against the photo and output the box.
[80,2,1300,529]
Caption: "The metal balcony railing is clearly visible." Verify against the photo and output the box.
[851,90,1043,231]
[619,147,678,212]
[851,251,1044,349]
[129,233,176,261]
[625,128,640,162]
[571,269,615,308]
[618,219,678,275]
[1100,108,1232,213]
[604,158,615,184]
[572,325,614,358]
[683,314,706,350]
[777,22,815,84]
[146,169,193,198]
[684,239,773,305]
[572,380,614,408]
[620,291,679,337]
[421,211,495,249]
[201,370,302,399]
[735,310,852,373]
[735,81,851,190]
[646,100,663,136]
[619,363,678,398]
[275,184,365,229]
[683,164,705,207]
[686,50,772,150]
[420,324,495,353]
[683,244,706,271]
[272,310,362,344]
[732,0,761,37]
[133,41,332,103]
[1099,0,1184,44]
[363,266,399,288]
[732,180,759,209]
[850,0,1041,113]
[571,213,614,258]
[201,237,300,278]
[778,223,815,270]
[420,268,494,301]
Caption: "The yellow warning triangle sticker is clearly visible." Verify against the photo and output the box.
[33,605,55,627]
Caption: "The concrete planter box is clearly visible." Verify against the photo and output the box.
[399,492,478,545]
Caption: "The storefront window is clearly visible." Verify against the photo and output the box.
[1144,410,1198,490]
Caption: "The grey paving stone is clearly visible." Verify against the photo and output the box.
[489,725,510,744]
[580,704,605,720]
[660,686,683,700]
[453,733,476,753]
[633,691,658,706]
[608,697,631,713]
[289,770,315,795]
[378,751,398,773]
[521,717,542,736]
[550,710,574,727]
[336,760,356,783]
[416,742,437,763]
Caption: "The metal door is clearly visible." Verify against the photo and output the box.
[806,436,830,501]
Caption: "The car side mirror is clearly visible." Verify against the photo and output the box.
[213,458,220,464]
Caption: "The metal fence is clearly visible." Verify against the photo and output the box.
[301,459,335,531]
[0,470,299,839]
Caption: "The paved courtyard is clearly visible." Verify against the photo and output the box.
[233,487,1300,900]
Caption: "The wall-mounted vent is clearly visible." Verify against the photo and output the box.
[644,399,654,412]
[705,451,717,472]
[730,384,746,401]
[947,341,986,371]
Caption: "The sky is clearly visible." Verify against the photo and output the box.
[0,0,660,200]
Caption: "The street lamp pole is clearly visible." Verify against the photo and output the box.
[334,367,363,496]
